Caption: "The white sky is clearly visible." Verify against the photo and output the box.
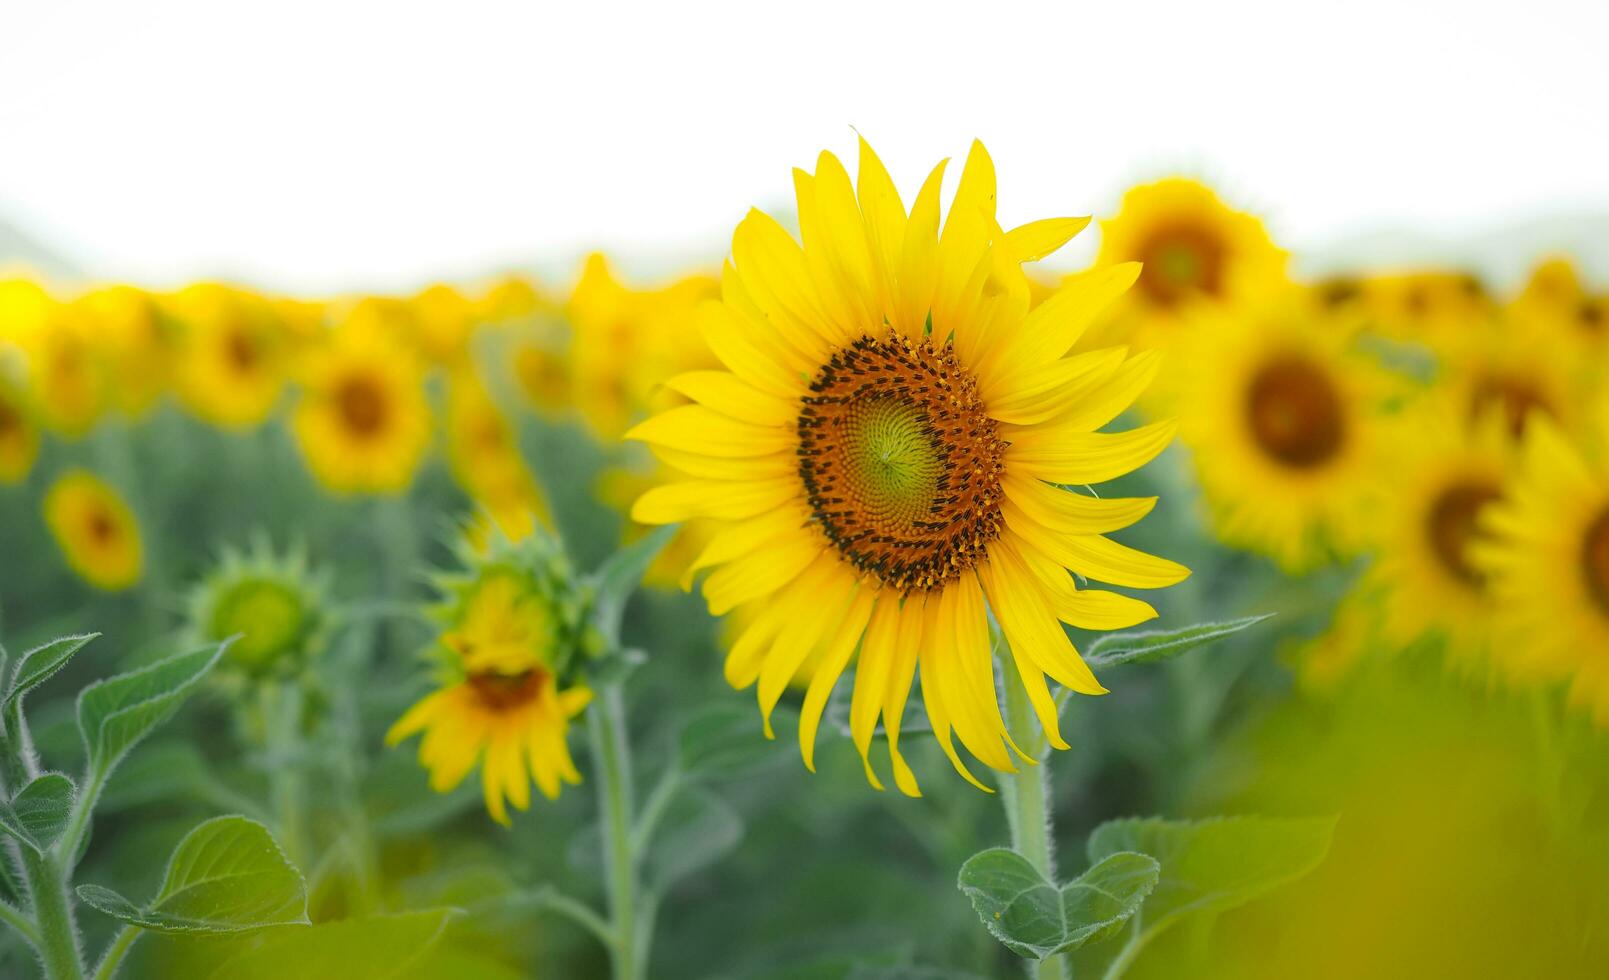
[1,0,1606,294]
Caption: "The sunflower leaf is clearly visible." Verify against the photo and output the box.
[4,633,99,713]
[77,641,227,782]
[0,773,75,854]
[76,815,308,934]
[644,787,744,892]
[678,702,798,780]
[957,848,1160,960]
[1081,815,1335,972]
[1082,614,1274,670]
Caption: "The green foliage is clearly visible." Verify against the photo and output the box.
[4,633,99,713]
[591,524,679,644]
[76,816,308,934]
[1085,815,1335,931]
[643,788,743,892]
[1081,614,1275,670]
[206,909,460,980]
[677,702,798,780]
[78,643,226,781]
[956,848,1159,960]
[0,773,75,854]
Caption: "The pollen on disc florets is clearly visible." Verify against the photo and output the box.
[797,330,1007,594]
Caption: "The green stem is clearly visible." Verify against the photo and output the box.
[1000,656,1063,980]
[261,682,308,869]
[20,849,84,980]
[588,684,642,980]
[89,926,139,980]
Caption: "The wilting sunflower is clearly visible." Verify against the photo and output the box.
[1090,177,1287,354]
[628,139,1187,794]
[0,367,38,483]
[1474,411,1609,724]
[293,320,431,494]
[1177,292,1388,571]
[43,469,143,590]
[1365,396,1513,673]
[388,529,594,823]
[170,284,291,429]
[187,536,329,680]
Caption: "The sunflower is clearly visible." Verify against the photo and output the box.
[1176,292,1388,571]
[187,536,329,680]
[0,366,38,483]
[29,300,112,437]
[1474,410,1609,724]
[79,285,180,416]
[445,367,551,537]
[1089,177,1287,353]
[293,319,431,495]
[565,254,721,442]
[1508,256,1606,373]
[170,284,291,428]
[388,530,594,824]
[409,283,479,364]
[1437,311,1580,443]
[43,469,143,590]
[1364,396,1514,672]
[1351,270,1494,345]
[476,274,549,324]
[627,139,1187,794]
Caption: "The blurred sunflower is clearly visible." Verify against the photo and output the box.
[1353,270,1494,344]
[78,285,180,416]
[476,274,548,323]
[0,368,39,483]
[1438,312,1579,442]
[629,139,1187,794]
[170,284,291,428]
[43,469,143,590]
[1365,396,1513,673]
[29,300,112,436]
[410,283,479,364]
[1508,256,1606,370]
[388,530,593,824]
[1177,293,1388,571]
[1090,177,1287,353]
[293,320,431,494]
[566,254,721,442]
[1475,411,1609,723]
[445,367,551,537]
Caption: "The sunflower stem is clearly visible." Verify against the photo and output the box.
[1000,655,1065,980]
[588,682,643,980]
[260,681,309,870]
[20,848,84,980]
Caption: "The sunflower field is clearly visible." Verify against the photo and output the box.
[1,133,1607,980]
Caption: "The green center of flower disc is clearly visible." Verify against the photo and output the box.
[798,332,1006,594]
[1244,354,1346,469]
[838,397,944,534]
[1425,480,1501,587]
[1583,506,1609,616]
[213,580,306,673]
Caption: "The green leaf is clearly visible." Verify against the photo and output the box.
[4,633,99,711]
[677,702,798,780]
[1082,614,1274,670]
[644,788,744,891]
[591,525,679,642]
[77,642,225,779]
[1086,815,1335,935]
[76,815,308,934]
[846,968,989,980]
[0,773,76,854]
[207,909,460,980]
[957,848,1160,960]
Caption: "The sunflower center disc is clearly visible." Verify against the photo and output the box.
[798,332,1006,594]
[1244,355,1346,468]
[1425,480,1501,587]
[0,398,17,436]
[1469,374,1551,439]
[469,668,546,711]
[1136,222,1226,305]
[225,325,260,372]
[86,509,116,545]
[336,374,388,437]
[1582,507,1609,616]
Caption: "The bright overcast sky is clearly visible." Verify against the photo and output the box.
[2,0,1606,294]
